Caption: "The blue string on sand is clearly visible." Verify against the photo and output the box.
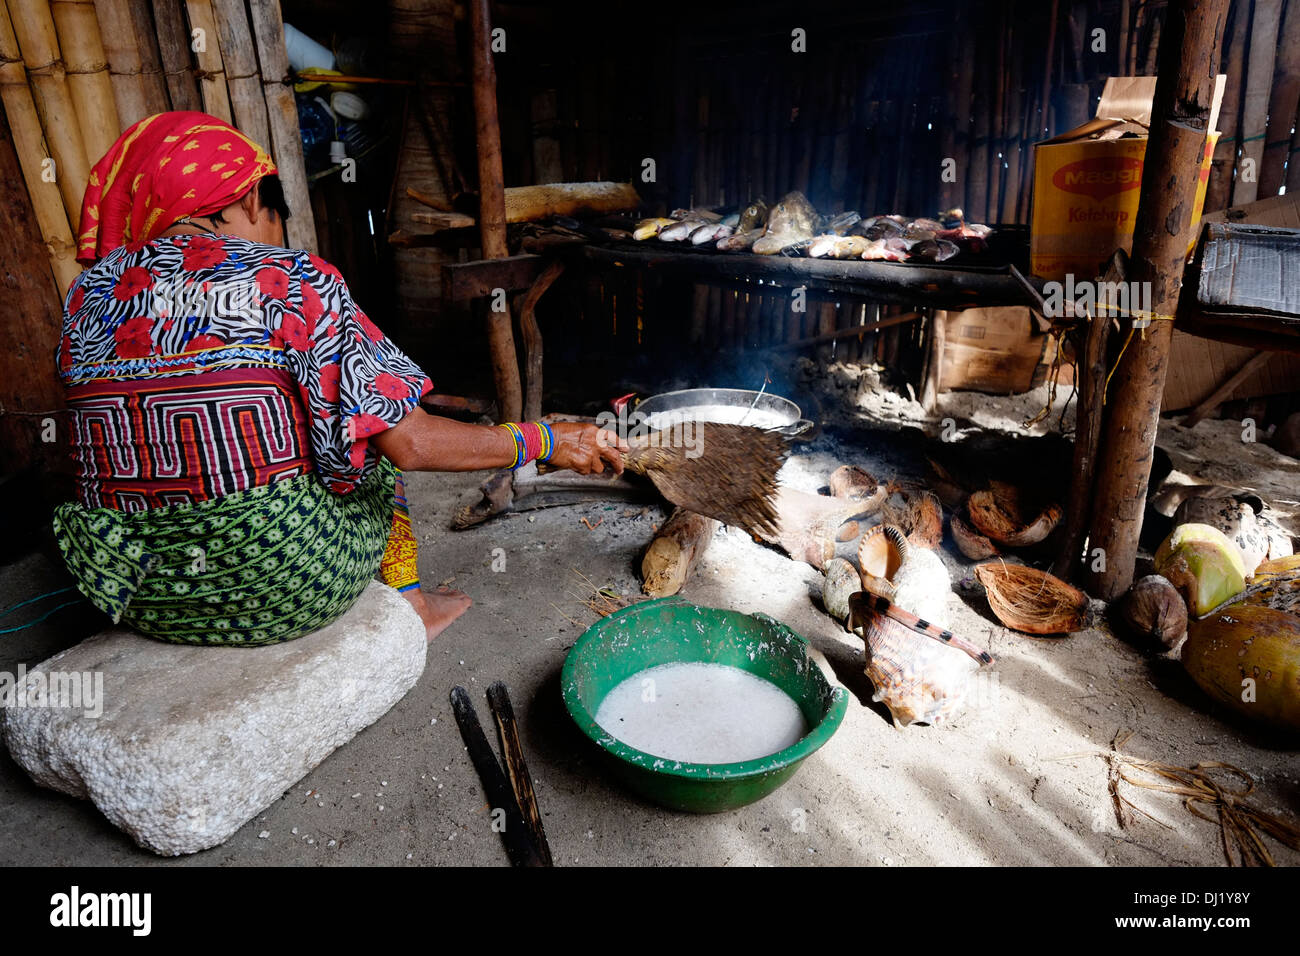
[0,586,84,635]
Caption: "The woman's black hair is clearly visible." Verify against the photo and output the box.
[206,174,292,224]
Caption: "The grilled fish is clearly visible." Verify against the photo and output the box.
[633,217,676,241]
[752,191,819,255]
[659,218,709,241]
[852,216,906,240]
[670,207,722,222]
[717,227,764,251]
[690,222,734,244]
[738,198,769,232]
[908,238,960,262]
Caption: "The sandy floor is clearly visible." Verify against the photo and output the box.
[1,366,1297,867]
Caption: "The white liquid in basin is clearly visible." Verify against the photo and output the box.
[643,405,791,430]
[594,662,808,764]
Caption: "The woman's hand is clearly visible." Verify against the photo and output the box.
[547,422,629,475]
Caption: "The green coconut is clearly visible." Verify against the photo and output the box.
[1153,523,1248,616]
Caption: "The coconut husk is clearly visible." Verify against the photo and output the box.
[975,562,1090,634]
[829,464,886,507]
[951,512,999,560]
[968,488,1062,548]
[1245,555,1300,614]
[880,485,943,550]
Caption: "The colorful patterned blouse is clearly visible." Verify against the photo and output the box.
[59,233,432,510]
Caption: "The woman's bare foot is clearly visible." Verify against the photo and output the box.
[401,586,472,643]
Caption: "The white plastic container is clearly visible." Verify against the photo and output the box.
[283,23,335,72]
[330,91,369,121]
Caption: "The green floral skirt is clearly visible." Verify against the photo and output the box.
[52,462,396,646]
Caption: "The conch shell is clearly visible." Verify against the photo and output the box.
[849,524,977,727]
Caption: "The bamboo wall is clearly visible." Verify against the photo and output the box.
[0,0,318,300]
[481,0,1296,402]
[491,0,1297,228]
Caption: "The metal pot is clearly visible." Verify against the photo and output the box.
[633,387,813,437]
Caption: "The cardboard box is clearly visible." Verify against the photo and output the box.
[1030,75,1225,281]
[936,307,1061,394]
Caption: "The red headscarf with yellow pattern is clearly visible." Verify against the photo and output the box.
[76,111,277,265]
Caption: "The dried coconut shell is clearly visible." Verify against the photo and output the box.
[974,563,1090,635]
[880,487,944,550]
[951,512,999,560]
[1117,574,1187,650]
[967,490,1061,547]
[829,464,885,507]
[967,490,1021,542]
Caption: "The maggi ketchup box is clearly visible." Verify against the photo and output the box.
[1030,75,1224,281]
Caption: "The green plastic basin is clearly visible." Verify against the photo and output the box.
[561,596,848,813]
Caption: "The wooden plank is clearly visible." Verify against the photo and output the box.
[1181,350,1273,425]
[151,0,201,111]
[126,0,170,115]
[1207,0,1249,212]
[93,0,150,126]
[1232,0,1283,205]
[1260,0,1300,195]
[582,244,1037,310]
[0,105,69,475]
[441,254,547,301]
[247,0,317,252]
[448,686,545,868]
[485,682,553,867]
[183,0,232,121]
[211,0,271,148]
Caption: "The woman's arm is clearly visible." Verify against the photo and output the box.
[370,407,627,474]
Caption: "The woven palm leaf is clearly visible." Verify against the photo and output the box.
[624,423,786,537]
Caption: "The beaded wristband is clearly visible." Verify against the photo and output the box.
[498,421,553,470]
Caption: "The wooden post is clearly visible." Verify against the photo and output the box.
[49,0,121,161]
[7,0,93,222]
[1085,0,1231,601]
[517,258,562,422]
[126,0,171,115]
[1260,0,1300,196]
[151,0,202,111]
[211,0,272,149]
[247,0,318,253]
[469,0,521,423]
[93,0,152,126]
[1051,307,1112,580]
[920,309,946,413]
[0,4,80,292]
[1232,0,1282,206]
[183,0,233,122]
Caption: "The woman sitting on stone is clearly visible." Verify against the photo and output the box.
[55,111,624,646]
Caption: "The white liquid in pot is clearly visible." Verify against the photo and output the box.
[643,404,792,430]
[594,662,808,764]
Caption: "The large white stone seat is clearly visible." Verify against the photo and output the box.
[1,582,425,856]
